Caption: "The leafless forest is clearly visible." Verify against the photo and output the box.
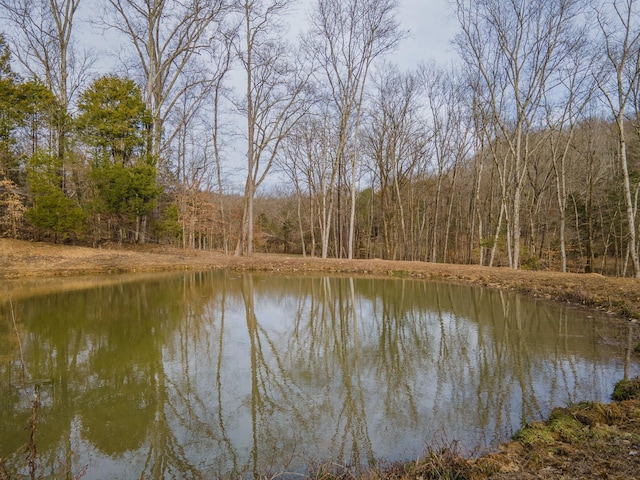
[0,0,639,277]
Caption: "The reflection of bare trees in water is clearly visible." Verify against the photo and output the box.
[325,278,375,469]
[0,272,635,478]
[429,284,626,447]
[240,273,312,476]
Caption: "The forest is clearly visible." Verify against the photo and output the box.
[0,0,639,277]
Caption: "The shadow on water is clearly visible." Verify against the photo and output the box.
[0,271,637,479]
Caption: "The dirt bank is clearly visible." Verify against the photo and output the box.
[2,238,640,321]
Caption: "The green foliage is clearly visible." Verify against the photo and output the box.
[91,161,160,218]
[612,378,640,401]
[479,238,495,248]
[546,408,587,443]
[0,34,15,80]
[390,269,411,277]
[0,82,19,173]
[513,421,555,448]
[515,405,621,455]
[156,203,183,242]
[0,37,65,241]
[77,76,158,242]
[520,250,540,270]
[257,212,272,230]
[0,36,58,179]
[77,76,152,166]
[25,151,86,240]
[0,36,23,174]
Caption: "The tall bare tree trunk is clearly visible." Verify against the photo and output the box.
[308,0,404,259]
[596,0,640,277]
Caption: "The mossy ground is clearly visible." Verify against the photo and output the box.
[292,384,640,480]
[355,379,640,480]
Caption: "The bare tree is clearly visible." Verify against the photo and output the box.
[364,64,425,260]
[168,25,236,251]
[0,0,92,164]
[307,0,404,259]
[595,0,640,277]
[455,0,583,269]
[284,104,342,259]
[101,0,229,166]
[544,32,596,272]
[278,104,341,258]
[0,176,26,237]
[234,0,310,256]
[419,62,473,263]
[210,28,237,255]
[278,134,311,256]
[466,74,494,266]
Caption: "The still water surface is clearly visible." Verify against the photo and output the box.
[0,270,636,478]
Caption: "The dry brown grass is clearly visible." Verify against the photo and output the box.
[2,238,640,321]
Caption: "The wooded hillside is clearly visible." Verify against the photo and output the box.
[0,0,639,277]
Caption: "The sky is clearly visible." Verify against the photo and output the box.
[395,0,459,67]
[75,0,460,76]
[287,0,460,69]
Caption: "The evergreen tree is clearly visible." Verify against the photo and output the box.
[0,34,22,178]
[77,76,159,243]
[1,35,62,239]
[25,150,85,241]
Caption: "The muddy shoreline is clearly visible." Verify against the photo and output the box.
[2,238,640,320]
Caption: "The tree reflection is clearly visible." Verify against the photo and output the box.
[0,272,636,478]
[0,274,215,478]
[242,273,307,476]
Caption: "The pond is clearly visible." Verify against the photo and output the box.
[0,270,637,479]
